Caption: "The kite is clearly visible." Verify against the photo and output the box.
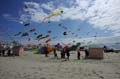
[64,45,69,49]
[58,23,62,26]
[14,32,21,36]
[62,26,67,30]
[36,34,43,39]
[73,40,76,43]
[21,32,29,37]
[40,35,49,39]
[42,10,63,22]
[28,38,31,41]
[45,38,51,43]
[24,23,30,26]
[29,28,36,32]
[48,30,51,33]
[72,33,75,35]
[36,34,49,40]
[63,32,67,35]
[24,5,28,9]
[34,32,37,35]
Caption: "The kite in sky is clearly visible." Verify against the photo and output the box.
[45,38,51,43]
[14,32,22,36]
[42,9,63,23]
[48,30,52,33]
[63,32,67,36]
[21,32,29,37]
[24,23,30,27]
[29,28,36,32]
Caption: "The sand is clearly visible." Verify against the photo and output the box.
[0,51,120,79]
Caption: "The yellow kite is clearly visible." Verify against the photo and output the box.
[42,10,63,22]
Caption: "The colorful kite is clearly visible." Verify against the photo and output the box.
[42,10,63,22]
[48,30,52,33]
[45,38,51,43]
[21,32,29,37]
[36,34,43,39]
[29,28,36,32]
[36,34,49,40]
[40,35,49,39]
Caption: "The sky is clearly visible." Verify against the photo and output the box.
[0,0,120,48]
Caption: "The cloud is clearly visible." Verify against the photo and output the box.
[24,2,40,9]
[52,35,120,47]
[41,1,55,11]
[2,14,18,22]
[20,0,120,35]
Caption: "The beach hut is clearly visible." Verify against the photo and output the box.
[13,46,24,56]
[88,45,104,59]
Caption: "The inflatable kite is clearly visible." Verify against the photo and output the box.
[42,10,63,22]
[36,34,49,40]
[21,32,29,37]
[58,23,62,26]
[48,30,51,33]
[34,32,37,35]
[36,34,43,39]
[29,28,36,32]
[40,35,49,39]
[63,26,67,30]
[45,38,51,43]
[63,32,67,36]
[14,32,21,36]
[24,23,30,26]
[24,5,28,9]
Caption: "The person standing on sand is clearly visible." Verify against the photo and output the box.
[2,44,7,56]
[61,47,65,59]
[64,45,70,61]
[85,49,89,58]
[44,46,48,57]
[0,44,2,56]
[77,48,80,60]
[53,45,58,58]
[76,43,80,60]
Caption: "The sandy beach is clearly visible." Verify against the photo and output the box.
[0,51,120,79]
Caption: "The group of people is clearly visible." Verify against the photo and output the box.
[52,45,70,61]
[0,43,24,57]
[0,44,13,56]
[51,45,89,61]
